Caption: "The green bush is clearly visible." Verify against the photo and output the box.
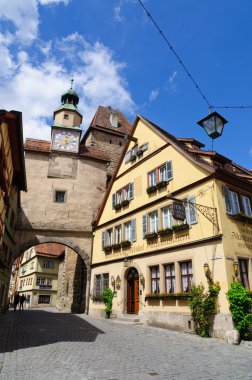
[188,281,220,337]
[102,288,114,318]
[226,282,252,340]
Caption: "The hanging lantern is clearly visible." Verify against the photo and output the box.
[197,111,228,139]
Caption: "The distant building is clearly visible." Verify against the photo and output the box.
[89,115,252,339]
[0,110,26,313]
[18,243,64,308]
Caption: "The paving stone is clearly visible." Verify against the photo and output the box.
[0,308,252,379]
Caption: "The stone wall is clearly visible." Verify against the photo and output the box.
[56,247,86,313]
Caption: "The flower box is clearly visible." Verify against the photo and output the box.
[234,213,252,223]
[156,180,167,189]
[136,149,143,157]
[121,199,130,207]
[145,293,190,301]
[145,232,158,240]
[146,185,157,194]
[104,245,112,253]
[114,203,122,210]
[172,223,189,232]
[158,228,173,236]
[112,243,121,250]
[121,240,131,248]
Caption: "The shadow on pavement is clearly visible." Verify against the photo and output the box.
[0,309,104,353]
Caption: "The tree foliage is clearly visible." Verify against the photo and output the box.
[226,282,252,340]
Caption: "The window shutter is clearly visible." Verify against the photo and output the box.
[112,193,116,209]
[222,185,232,213]
[186,195,197,224]
[102,231,106,250]
[166,161,173,180]
[125,150,131,163]
[131,219,136,241]
[129,183,134,199]
[142,214,148,238]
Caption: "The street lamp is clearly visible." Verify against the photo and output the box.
[197,111,228,140]
[233,261,239,278]
[203,263,209,275]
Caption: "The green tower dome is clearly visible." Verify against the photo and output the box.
[61,88,79,106]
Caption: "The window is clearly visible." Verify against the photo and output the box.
[165,264,176,293]
[238,259,250,289]
[186,195,197,224]
[150,266,160,294]
[43,261,54,269]
[140,143,148,152]
[64,114,69,120]
[230,191,240,214]
[30,261,34,270]
[132,145,138,157]
[241,196,252,216]
[162,207,173,229]
[38,295,50,304]
[115,226,122,244]
[107,229,113,245]
[93,273,109,298]
[148,171,156,186]
[55,191,66,203]
[149,212,158,233]
[112,183,134,208]
[125,150,131,163]
[148,161,173,186]
[181,261,193,293]
[47,278,52,285]
[124,219,136,242]
[36,278,45,285]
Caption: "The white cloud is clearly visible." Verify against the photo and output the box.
[0,0,39,45]
[167,70,178,92]
[149,89,159,102]
[114,5,123,22]
[38,0,70,5]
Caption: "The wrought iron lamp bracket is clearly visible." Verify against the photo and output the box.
[187,201,219,231]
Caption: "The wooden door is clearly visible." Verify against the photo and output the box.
[127,268,139,314]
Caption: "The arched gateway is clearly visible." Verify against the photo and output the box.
[14,86,132,312]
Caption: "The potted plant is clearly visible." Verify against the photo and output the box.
[121,240,131,248]
[121,199,130,207]
[114,203,122,210]
[146,185,157,194]
[112,243,121,250]
[172,223,189,232]
[156,180,167,189]
[104,245,112,254]
[234,212,252,223]
[145,232,158,239]
[102,288,114,319]
[158,227,173,236]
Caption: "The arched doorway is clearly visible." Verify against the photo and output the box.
[126,267,139,314]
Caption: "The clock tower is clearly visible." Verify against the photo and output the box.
[51,83,82,153]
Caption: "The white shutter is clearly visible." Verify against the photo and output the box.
[102,231,106,250]
[112,193,116,209]
[131,219,136,241]
[186,195,197,224]
[129,183,134,200]
[142,214,148,238]
[166,161,172,180]
[125,150,131,163]
[222,185,232,214]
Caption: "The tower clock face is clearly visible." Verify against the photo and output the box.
[52,130,80,152]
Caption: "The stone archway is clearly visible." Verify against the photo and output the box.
[13,230,91,313]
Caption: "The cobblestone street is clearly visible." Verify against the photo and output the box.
[0,308,252,380]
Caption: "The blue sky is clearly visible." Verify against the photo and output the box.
[0,0,252,168]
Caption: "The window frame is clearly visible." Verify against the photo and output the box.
[238,258,250,289]
[180,261,193,293]
[150,266,160,294]
[164,263,176,294]
[54,190,67,204]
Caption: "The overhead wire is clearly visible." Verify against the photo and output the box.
[137,0,252,112]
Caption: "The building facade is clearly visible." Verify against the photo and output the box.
[89,115,252,339]
[15,86,132,313]
[0,110,26,313]
[18,244,64,308]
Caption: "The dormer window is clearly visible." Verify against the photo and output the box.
[64,114,69,120]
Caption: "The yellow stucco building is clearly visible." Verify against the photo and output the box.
[89,115,252,339]
[0,110,26,312]
[18,244,64,308]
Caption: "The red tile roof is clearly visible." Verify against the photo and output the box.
[35,243,65,256]
[24,138,51,153]
[90,106,132,134]
[79,146,110,161]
